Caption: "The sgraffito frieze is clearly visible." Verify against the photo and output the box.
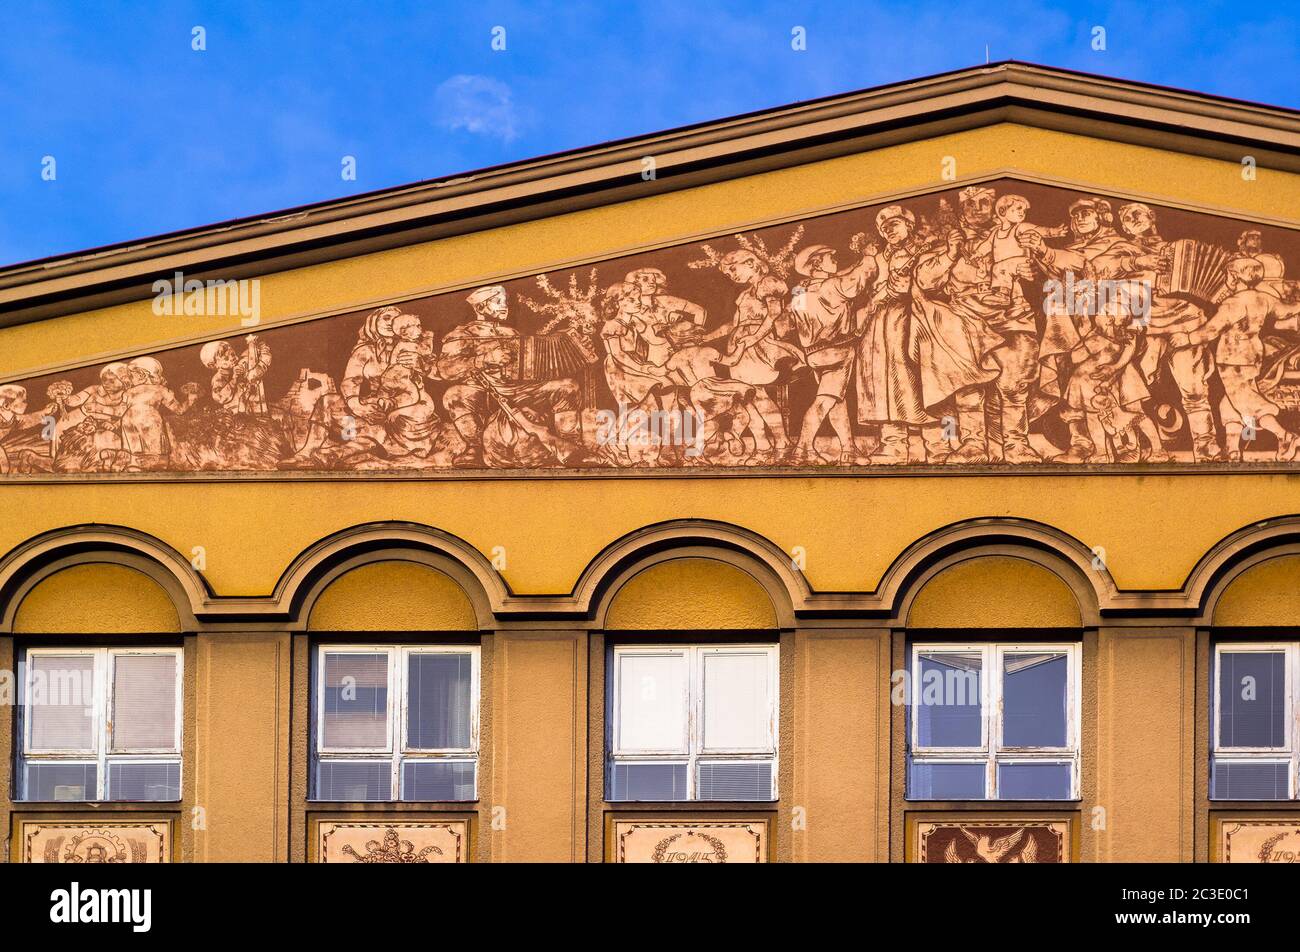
[4,178,1299,477]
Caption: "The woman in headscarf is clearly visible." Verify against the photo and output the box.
[341,306,404,442]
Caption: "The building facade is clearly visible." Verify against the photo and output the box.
[3,63,1300,863]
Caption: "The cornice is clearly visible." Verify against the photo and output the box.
[6,515,1300,632]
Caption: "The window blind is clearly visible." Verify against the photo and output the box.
[111,653,178,750]
[28,654,95,751]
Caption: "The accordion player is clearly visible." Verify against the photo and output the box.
[518,331,599,380]
[1156,238,1233,306]
[517,330,603,406]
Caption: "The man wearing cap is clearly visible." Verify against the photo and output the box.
[787,238,877,463]
[853,204,936,463]
[1237,230,1289,300]
[436,284,583,466]
[910,187,1004,463]
[1021,197,1179,460]
[1110,202,1220,460]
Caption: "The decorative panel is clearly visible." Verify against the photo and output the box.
[610,818,768,863]
[909,815,1073,863]
[316,819,469,864]
[1214,816,1300,863]
[18,818,173,863]
[5,178,1299,477]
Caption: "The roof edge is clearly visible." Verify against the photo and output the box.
[3,61,1299,327]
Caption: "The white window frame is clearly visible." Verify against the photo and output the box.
[1211,642,1300,800]
[312,644,481,802]
[607,643,778,802]
[908,642,1080,801]
[18,646,183,802]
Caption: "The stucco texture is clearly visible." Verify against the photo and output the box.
[14,563,180,633]
[307,560,476,630]
[604,558,777,630]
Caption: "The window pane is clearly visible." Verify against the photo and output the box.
[1002,653,1068,748]
[25,762,96,801]
[107,762,181,801]
[997,762,1072,799]
[608,762,689,801]
[908,761,986,799]
[1218,652,1286,749]
[702,651,772,751]
[697,761,773,801]
[111,654,178,750]
[27,654,96,751]
[322,652,389,749]
[915,653,983,747]
[400,760,476,801]
[616,652,687,752]
[407,653,472,749]
[1211,759,1290,800]
[316,761,391,801]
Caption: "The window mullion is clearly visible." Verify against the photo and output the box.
[986,645,1000,798]
[97,649,110,801]
[689,646,701,799]
[391,646,403,801]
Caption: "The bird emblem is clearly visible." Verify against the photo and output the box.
[942,826,1039,863]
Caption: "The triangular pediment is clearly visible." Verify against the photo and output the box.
[4,172,1299,477]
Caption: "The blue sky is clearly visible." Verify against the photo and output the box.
[1,0,1297,267]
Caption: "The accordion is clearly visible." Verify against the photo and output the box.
[1157,238,1231,304]
[518,331,599,383]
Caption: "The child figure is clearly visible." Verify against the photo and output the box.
[662,318,763,462]
[119,356,199,470]
[390,313,438,378]
[199,335,271,415]
[374,365,453,464]
[1062,308,1162,463]
[980,194,1068,307]
[0,384,57,473]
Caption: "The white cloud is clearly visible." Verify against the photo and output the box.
[434,74,522,142]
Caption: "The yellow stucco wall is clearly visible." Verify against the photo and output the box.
[491,631,586,862]
[194,631,291,862]
[792,628,890,861]
[604,558,777,629]
[1093,628,1195,862]
[4,473,1300,599]
[14,563,180,633]
[908,556,1081,628]
[1213,555,1300,626]
[307,560,476,630]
